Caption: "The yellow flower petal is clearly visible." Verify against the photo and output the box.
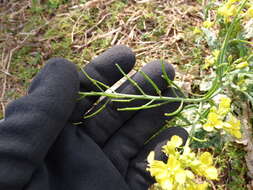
[205,166,218,180]
[175,170,186,184]
[185,170,195,179]
[170,135,183,147]
[210,112,224,128]
[203,21,214,28]
[160,179,173,190]
[246,7,253,18]
[203,123,214,132]
[196,182,209,190]
[218,3,237,20]
[199,152,213,166]
[167,155,181,170]
[218,96,231,115]
[147,151,155,164]
[219,97,231,109]
[227,115,241,128]
[232,130,242,139]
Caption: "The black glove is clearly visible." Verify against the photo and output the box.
[0,45,188,190]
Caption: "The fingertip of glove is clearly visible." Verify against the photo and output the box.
[143,60,175,81]
[96,45,136,66]
[28,57,79,96]
[46,57,78,74]
[90,45,136,81]
[136,60,175,93]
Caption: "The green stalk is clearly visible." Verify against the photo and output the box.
[84,99,110,119]
[79,91,214,103]
[140,71,162,96]
[164,100,184,117]
[216,0,248,79]
[116,64,147,96]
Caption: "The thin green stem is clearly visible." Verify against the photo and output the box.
[79,91,214,103]
[84,99,110,119]
[164,100,184,117]
[185,102,203,146]
[116,64,147,96]
[230,39,253,45]
[117,99,155,111]
[111,98,135,102]
[81,68,110,92]
[216,0,248,79]
[161,62,183,97]
[140,70,162,96]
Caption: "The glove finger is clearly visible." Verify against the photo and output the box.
[79,60,175,147]
[103,88,182,176]
[70,45,135,122]
[126,127,188,190]
[0,58,79,188]
[44,124,130,190]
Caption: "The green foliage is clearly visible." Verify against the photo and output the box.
[216,143,247,190]
[30,0,68,13]
[48,0,68,9]
[11,47,41,87]
[191,129,224,151]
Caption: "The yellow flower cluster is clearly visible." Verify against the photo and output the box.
[203,97,242,138]
[147,136,218,190]
[218,0,253,22]
[217,0,238,22]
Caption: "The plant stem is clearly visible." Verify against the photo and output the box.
[79,91,215,103]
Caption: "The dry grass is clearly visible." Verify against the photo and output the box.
[0,0,204,117]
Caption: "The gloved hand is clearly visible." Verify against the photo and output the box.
[0,45,188,190]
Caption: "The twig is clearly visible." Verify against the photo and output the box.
[0,36,29,116]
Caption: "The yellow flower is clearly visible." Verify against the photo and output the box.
[205,166,218,180]
[218,2,237,22]
[147,137,218,190]
[202,96,242,139]
[223,115,242,138]
[219,97,231,109]
[203,111,223,131]
[199,152,213,166]
[147,152,170,181]
[163,135,183,155]
[218,97,231,115]
[245,6,253,18]
[236,61,249,69]
[218,4,236,17]
[147,152,185,190]
[194,152,218,180]
[203,21,214,28]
